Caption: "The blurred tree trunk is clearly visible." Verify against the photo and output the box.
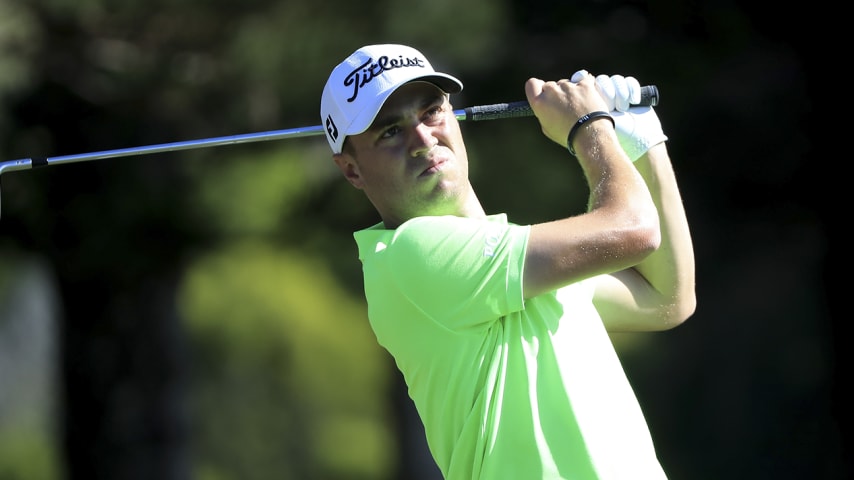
[391,371,442,480]
[59,267,191,480]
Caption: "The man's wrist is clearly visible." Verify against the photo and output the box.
[567,111,615,156]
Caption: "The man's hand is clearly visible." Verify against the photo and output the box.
[593,74,669,162]
[524,72,611,148]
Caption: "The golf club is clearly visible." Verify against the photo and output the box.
[0,85,658,218]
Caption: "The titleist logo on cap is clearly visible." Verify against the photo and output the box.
[344,55,427,103]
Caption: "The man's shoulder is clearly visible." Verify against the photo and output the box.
[400,213,512,231]
[354,213,521,260]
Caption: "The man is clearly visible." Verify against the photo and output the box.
[320,44,696,479]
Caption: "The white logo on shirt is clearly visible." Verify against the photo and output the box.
[483,225,502,257]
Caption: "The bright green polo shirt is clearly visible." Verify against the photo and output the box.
[354,214,667,480]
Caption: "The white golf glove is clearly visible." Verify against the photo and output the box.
[572,70,668,162]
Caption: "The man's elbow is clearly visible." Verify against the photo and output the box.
[677,291,698,324]
[660,291,697,330]
[627,216,662,261]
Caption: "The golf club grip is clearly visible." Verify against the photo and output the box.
[462,85,659,121]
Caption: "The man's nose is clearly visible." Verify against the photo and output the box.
[410,123,437,157]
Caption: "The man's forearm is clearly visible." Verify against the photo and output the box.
[631,142,697,326]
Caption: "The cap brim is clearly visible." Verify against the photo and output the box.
[422,73,463,95]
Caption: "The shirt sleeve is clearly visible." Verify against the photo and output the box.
[379,215,530,331]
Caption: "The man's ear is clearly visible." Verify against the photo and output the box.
[333,153,364,189]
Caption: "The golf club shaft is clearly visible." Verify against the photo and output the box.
[0,85,658,176]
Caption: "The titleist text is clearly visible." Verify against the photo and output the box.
[344,55,426,102]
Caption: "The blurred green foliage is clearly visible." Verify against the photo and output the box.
[0,429,60,480]
[180,241,393,479]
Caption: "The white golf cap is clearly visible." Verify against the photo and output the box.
[320,44,463,154]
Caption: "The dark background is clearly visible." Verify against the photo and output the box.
[0,0,844,478]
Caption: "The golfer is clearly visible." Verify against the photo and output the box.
[321,44,696,479]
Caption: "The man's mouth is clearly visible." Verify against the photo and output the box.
[419,158,447,177]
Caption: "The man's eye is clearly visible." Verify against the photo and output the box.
[425,105,445,123]
[380,125,401,139]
